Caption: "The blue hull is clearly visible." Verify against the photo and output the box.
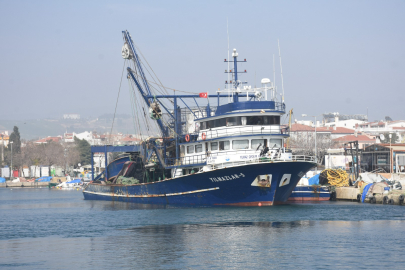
[83,161,315,206]
[288,186,330,202]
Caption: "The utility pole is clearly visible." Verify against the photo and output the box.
[10,141,13,180]
[1,134,4,167]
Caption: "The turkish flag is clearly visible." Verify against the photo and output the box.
[199,92,208,98]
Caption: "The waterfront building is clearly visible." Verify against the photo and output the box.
[361,144,405,174]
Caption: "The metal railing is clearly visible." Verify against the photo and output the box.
[160,152,315,169]
[211,154,315,170]
[164,154,207,167]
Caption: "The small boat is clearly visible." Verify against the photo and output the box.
[57,179,82,189]
[288,173,331,202]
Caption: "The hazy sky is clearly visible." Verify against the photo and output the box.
[1,0,404,124]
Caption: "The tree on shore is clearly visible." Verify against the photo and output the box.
[9,126,21,154]
[74,137,91,165]
[290,132,336,165]
[380,132,399,144]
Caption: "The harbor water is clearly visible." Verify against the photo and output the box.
[1,188,405,269]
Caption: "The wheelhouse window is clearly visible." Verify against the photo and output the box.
[200,121,206,130]
[195,144,203,153]
[215,118,226,127]
[232,140,249,150]
[219,141,230,150]
[211,142,218,151]
[201,116,280,128]
[246,116,280,125]
[226,117,241,126]
[187,145,195,154]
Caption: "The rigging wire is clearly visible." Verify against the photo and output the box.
[128,79,142,140]
[127,76,179,138]
[109,60,127,144]
[133,44,170,96]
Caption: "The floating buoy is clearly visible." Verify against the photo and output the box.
[258,202,262,206]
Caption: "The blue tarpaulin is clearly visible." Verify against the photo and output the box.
[36,176,52,182]
[66,179,81,184]
[308,174,320,185]
[0,177,5,183]
[361,183,373,203]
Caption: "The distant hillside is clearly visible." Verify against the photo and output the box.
[0,115,139,140]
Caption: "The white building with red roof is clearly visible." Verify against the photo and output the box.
[34,136,62,144]
[333,134,376,149]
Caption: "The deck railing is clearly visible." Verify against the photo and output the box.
[162,152,315,168]
[196,126,287,140]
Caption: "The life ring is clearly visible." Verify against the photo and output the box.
[202,133,206,140]
[185,134,190,142]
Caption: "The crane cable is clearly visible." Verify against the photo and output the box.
[127,77,180,138]
[109,59,127,143]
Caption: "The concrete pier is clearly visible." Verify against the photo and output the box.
[0,182,50,188]
[335,187,359,201]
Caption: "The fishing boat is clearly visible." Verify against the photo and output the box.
[83,30,316,206]
[288,173,331,202]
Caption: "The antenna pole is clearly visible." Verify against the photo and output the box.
[273,54,275,101]
[227,18,231,103]
[278,39,285,103]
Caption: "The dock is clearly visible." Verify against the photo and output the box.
[335,186,405,205]
[0,182,51,188]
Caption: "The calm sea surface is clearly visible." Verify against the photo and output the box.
[1,188,405,269]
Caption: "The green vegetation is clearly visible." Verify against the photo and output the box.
[74,136,91,165]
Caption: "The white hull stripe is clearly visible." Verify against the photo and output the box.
[83,187,220,198]
[291,191,330,194]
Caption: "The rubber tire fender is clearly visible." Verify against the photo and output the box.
[388,199,395,205]
[369,196,376,204]
[383,196,389,204]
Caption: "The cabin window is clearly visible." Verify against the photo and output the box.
[215,118,226,127]
[252,139,265,150]
[211,142,218,151]
[270,139,282,148]
[233,140,249,150]
[201,121,206,130]
[247,116,264,125]
[195,144,203,153]
[227,117,241,126]
[219,141,230,150]
[269,116,280,125]
[209,120,215,129]
[245,116,280,125]
[187,145,195,154]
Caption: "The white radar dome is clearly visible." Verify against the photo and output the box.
[261,78,271,84]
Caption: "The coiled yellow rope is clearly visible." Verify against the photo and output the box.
[320,169,349,187]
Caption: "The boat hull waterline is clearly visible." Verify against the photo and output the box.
[83,161,315,206]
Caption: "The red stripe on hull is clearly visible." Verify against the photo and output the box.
[287,197,330,202]
[214,201,273,206]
